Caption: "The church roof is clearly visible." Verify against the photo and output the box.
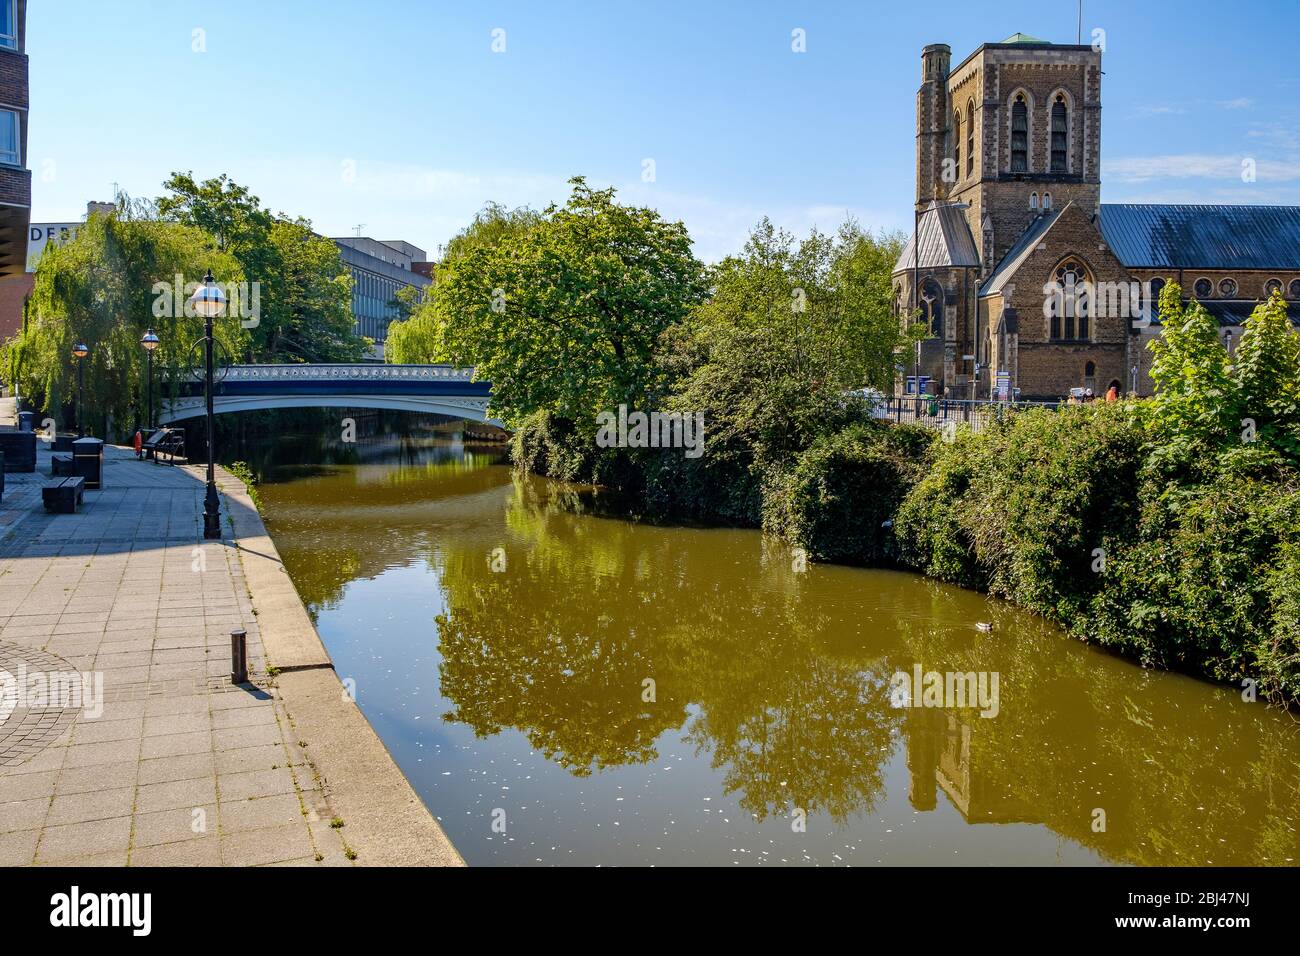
[979,207,1063,296]
[893,202,980,274]
[1099,204,1300,271]
[1001,32,1050,44]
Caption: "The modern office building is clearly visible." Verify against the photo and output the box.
[0,0,30,350]
[332,237,432,360]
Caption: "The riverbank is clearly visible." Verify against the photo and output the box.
[0,442,462,866]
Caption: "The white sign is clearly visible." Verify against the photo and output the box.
[27,222,82,272]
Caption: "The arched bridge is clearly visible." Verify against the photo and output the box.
[159,364,498,425]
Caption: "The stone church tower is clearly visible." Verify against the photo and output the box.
[894,33,1125,401]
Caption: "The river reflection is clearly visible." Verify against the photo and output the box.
[250,431,1300,866]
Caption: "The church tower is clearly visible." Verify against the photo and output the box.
[916,44,951,209]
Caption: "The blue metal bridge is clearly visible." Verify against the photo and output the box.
[159,364,498,425]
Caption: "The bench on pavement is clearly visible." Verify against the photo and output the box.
[51,454,74,476]
[42,476,85,514]
[143,427,186,465]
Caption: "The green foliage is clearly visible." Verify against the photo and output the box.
[1087,475,1300,702]
[761,422,931,563]
[399,179,706,426]
[1,208,243,435]
[386,202,541,365]
[158,172,367,363]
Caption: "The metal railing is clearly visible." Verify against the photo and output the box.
[874,396,1060,433]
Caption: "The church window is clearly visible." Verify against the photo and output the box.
[1265,278,1282,296]
[966,100,976,177]
[1042,192,1052,210]
[1011,94,1029,172]
[1290,278,1300,299]
[1051,259,1091,340]
[1029,192,1039,211]
[1050,94,1068,173]
[953,110,962,180]
[921,278,944,338]
[1219,277,1237,297]
[1194,277,1213,298]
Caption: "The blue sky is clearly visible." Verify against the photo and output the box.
[28,0,1300,262]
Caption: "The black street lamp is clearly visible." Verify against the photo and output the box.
[140,328,159,432]
[72,341,88,438]
[188,271,226,540]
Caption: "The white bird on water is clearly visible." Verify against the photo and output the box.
[976,622,993,633]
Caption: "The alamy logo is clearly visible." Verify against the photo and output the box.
[0,665,104,723]
[50,886,151,936]
[889,664,1000,718]
[152,274,261,328]
[595,405,705,459]
[1042,277,1162,329]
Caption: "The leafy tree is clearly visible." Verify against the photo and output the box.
[393,178,706,425]
[1228,290,1300,463]
[1,206,243,436]
[157,172,366,362]
[386,202,540,365]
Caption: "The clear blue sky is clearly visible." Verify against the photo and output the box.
[28,0,1300,262]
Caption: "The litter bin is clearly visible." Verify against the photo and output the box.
[72,437,104,489]
[17,411,34,432]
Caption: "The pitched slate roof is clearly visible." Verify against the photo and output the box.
[978,207,1063,296]
[893,202,981,274]
[1099,204,1300,271]
[1162,299,1300,328]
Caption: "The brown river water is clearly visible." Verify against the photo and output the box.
[247,430,1300,867]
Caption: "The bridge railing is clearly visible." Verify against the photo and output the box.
[215,363,477,383]
[874,396,1060,433]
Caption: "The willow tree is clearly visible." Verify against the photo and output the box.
[2,207,243,437]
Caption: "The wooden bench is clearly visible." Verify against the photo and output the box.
[51,454,74,476]
[42,476,85,514]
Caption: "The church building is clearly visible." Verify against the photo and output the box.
[893,33,1300,400]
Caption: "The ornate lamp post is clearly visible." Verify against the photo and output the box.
[188,272,226,540]
[72,341,89,438]
[140,328,160,432]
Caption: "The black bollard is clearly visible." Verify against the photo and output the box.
[230,628,248,684]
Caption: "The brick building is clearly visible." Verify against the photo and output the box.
[0,0,29,353]
[893,33,1300,401]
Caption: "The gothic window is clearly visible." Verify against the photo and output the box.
[921,278,944,338]
[1011,94,1029,172]
[1084,361,1097,393]
[953,110,962,181]
[892,285,902,317]
[1050,94,1068,174]
[1050,258,1091,340]
[966,100,976,177]
[1043,192,1052,210]
[1029,192,1039,211]
[1219,277,1238,297]
[1194,277,1213,298]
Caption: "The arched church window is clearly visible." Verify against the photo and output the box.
[1051,258,1091,340]
[953,109,962,181]
[1265,278,1282,296]
[1194,277,1213,299]
[1219,277,1238,297]
[1084,361,1097,393]
[1050,94,1068,173]
[1029,192,1039,211]
[1042,192,1052,210]
[1290,278,1300,299]
[1011,94,1029,172]
[921,278,944,338]
[966,100,976,177]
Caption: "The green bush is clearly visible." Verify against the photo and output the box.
[1087,474,1300,702]
[761,422,931,563]
[893,427,987,589]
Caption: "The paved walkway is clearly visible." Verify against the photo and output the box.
[0,440,462,866]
